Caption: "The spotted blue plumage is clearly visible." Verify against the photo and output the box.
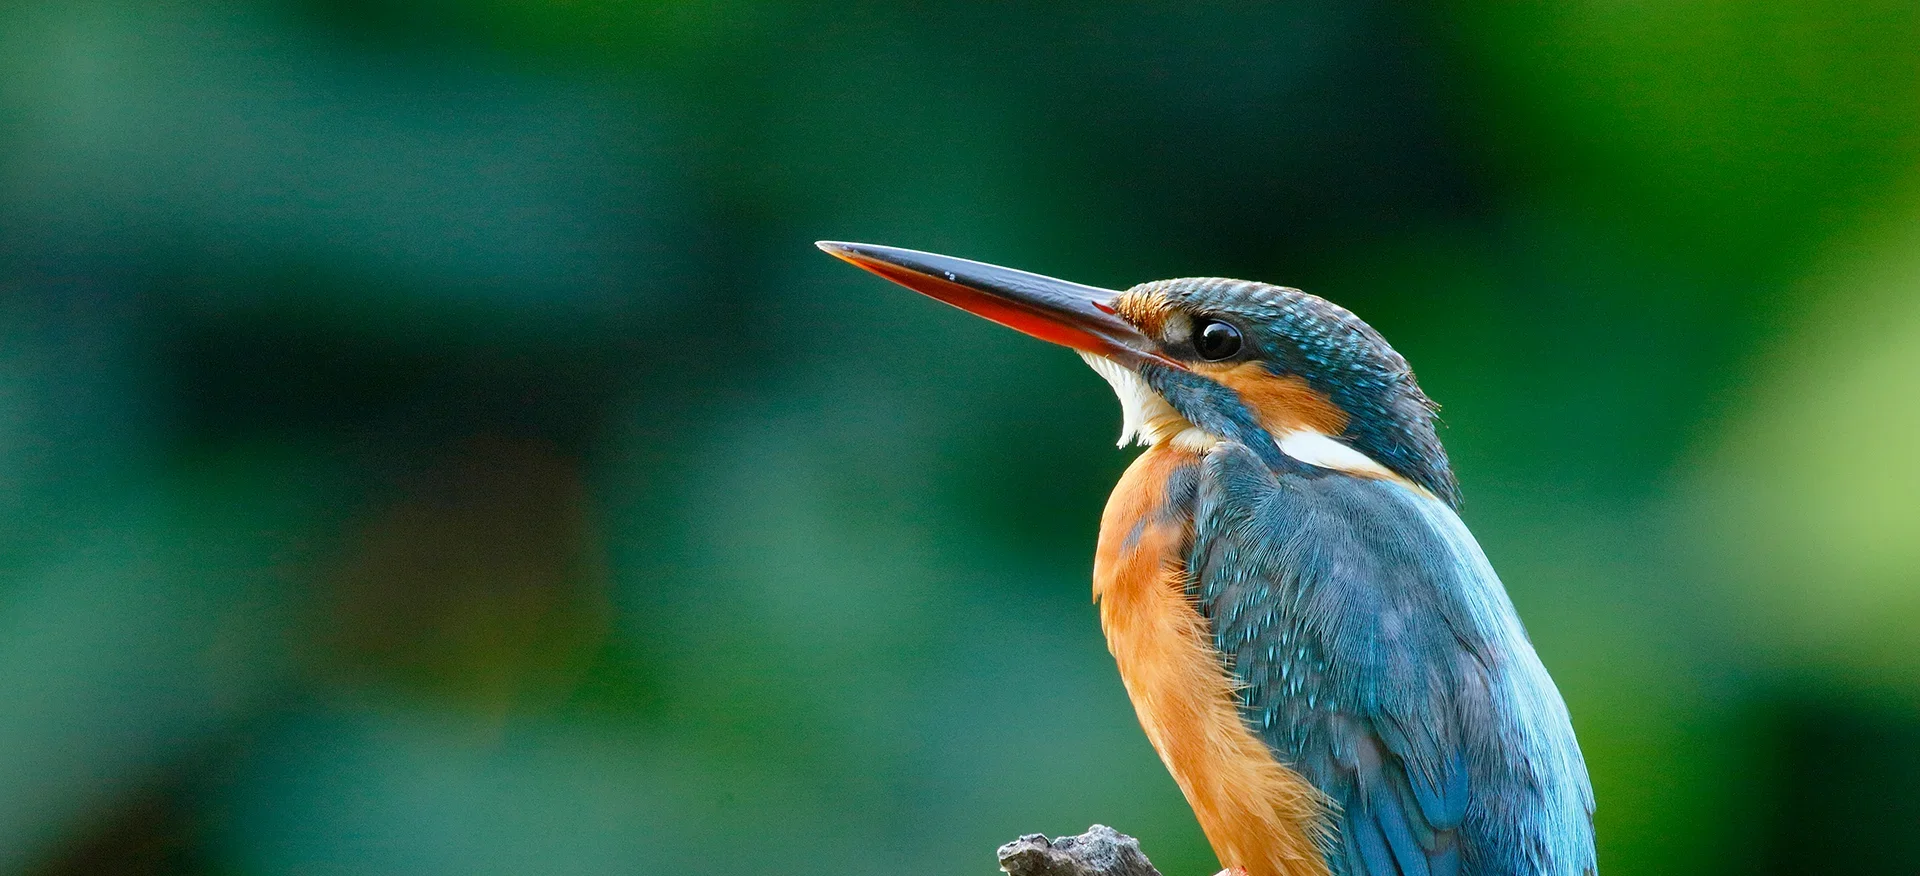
[1128,277,1459,507]
[1185,442,1596,876]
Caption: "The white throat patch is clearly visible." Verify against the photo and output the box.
[1077,353,1215,451]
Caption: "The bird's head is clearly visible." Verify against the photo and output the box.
[818,242,1458,506]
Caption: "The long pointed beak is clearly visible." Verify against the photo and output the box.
[816,241,1178,369]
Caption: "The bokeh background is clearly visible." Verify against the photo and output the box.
[3,2,1918,874]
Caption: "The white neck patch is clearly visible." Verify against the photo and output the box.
[1273,428,1397,479]
[1078,354,1399,478]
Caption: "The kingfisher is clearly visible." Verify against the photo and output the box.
[818,242,1596,876]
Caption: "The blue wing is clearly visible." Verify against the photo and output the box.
[1188,443,1596,876]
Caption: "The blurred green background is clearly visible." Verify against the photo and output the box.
[3,1,1919,874]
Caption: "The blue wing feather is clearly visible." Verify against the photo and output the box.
[1189,443,1596,876]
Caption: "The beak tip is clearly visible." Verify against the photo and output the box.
[815,241,871,268]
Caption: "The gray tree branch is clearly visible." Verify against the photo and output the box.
[997,825,1163,876]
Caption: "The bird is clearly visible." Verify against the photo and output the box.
[816,241,1596,876]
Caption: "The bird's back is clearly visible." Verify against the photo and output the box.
[1188,442,1596,876]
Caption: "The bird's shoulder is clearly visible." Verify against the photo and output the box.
[1187,441,1497,662]
[1185,441,1596,876]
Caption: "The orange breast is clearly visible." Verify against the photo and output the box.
[1093,445,1330,876]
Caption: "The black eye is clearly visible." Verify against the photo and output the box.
[1194,319,1242,360]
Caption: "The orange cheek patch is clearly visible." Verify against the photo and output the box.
[1210,363,1348,437]
[1112,289,1172,337]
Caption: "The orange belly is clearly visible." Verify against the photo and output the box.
[1092,445,1330,876]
